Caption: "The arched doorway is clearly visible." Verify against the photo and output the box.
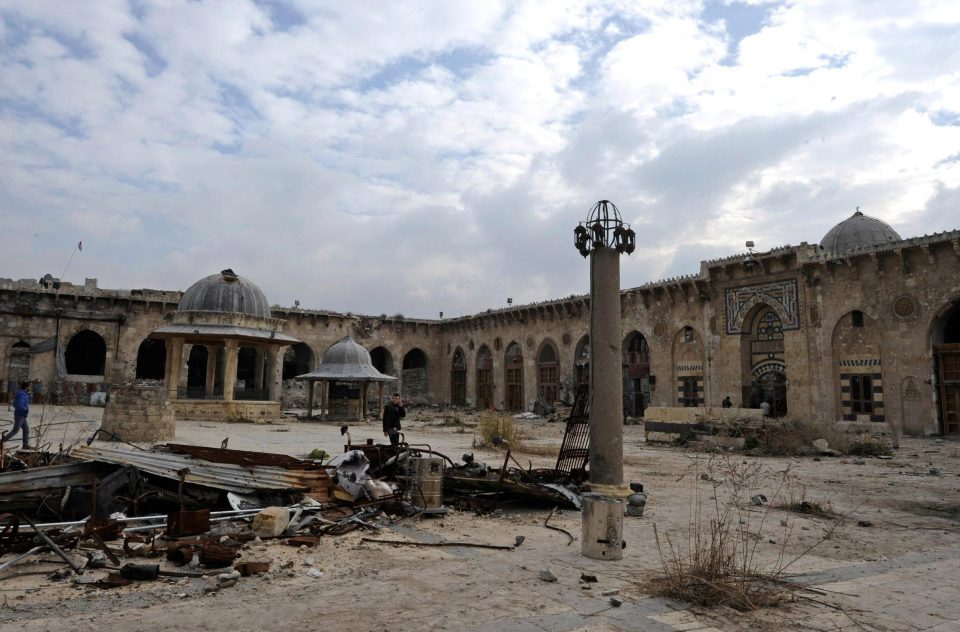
[574,335,590,387]
[504,342,524,412]
[673,326,705,408]
[740,307,787,416]
[65,330,106,376]
[135,339,166,380]
[476,345,493,409]
[402,348,428,402]
[622,331,650,417]
[537,341,559,404]
[933,300,960,434]
[282,343,313,379]
[7,341,31,400]
[451,347,467,406]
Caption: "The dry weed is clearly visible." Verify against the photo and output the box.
[645,455,839,611]
[472,413,525,450]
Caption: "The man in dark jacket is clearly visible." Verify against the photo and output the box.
[4,382,30,449]
[382,392,405,445]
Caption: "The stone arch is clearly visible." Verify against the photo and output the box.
[622,330,650,417]
[402,348,429,402]
[476,344,494,409]
[536,338,559,404]
[135,338,166,380]
[831,309,883,423]
[739,303,787,415]
[504,341,524,412]
[282,342,314,379]
[65,330,107,376]
[671,326,704,408]
[370,346,395,376]
[7,341,31,394]
[451,346,467,406]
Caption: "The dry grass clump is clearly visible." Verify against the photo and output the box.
[515,443,558,458]
[472,413,525,450]
[646,457,837,611]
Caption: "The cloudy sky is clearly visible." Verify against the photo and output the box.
[1,1,958,318]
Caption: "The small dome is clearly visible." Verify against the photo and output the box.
[321,335,374,368]
[178,269,271,318]
[820,210,901,253]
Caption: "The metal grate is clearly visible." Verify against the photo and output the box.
[555,384,590,479]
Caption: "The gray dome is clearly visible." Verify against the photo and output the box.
[295,336,397,382]
[820,210,901,253]
[322,335,374,368]
[178,269,271,318]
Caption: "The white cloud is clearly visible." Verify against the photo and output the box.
[0,0,957,316]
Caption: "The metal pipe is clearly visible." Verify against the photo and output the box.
[0,546,48,572]
[20,515,83,575]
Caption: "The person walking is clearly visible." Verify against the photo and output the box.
[382,392,405,446]
[722,396,733,408]
[4,381,30,449]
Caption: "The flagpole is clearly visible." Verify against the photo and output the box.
[61,241,81,279]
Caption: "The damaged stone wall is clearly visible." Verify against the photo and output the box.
[100,384,175,442]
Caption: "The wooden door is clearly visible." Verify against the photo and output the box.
[938,345,960,434]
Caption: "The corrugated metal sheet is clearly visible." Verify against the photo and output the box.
[71,446,331,496]
[0,462,103,495]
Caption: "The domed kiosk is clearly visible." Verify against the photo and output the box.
[296,335,396,421]
[150,269,299,422]
[820,209,902,253]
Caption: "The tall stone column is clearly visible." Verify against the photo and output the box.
[222,340,239,402]
[205,346,218,396]
[266,347,282,401]
[165,337,184,400]
[254,347,265,393]
[589,246,624,487]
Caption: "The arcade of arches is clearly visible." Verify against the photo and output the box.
[3,213,960,434]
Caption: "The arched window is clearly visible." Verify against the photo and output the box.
[537,341,558,404]
[623,331,650,417]
[504,342,524,412]
[65,330,106,376]
[451,347,466,406]
[574,335,590,387]
[476,345,493,409]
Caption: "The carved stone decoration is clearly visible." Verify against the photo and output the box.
[893,295,918,320]
[468,339,475,351]
[526,335,535,350]
[809,306,820,326]
[562,332,572,346]
[901,375,921,401]
[653,322,666,338]
[709,315,718,335]
[724,279,800,335]
[494,337,502,350]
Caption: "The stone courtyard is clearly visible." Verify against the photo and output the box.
[1,403,958,631]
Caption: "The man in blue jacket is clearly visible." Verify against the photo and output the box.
[4,381,30,449]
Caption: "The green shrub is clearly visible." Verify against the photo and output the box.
[845,440,892,457]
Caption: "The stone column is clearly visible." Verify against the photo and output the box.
[179,344,192,388]
[222,340,239,402]
[165,337,184,401]
[589,247,624,488]
[205,346,218,396]
[254,347,265,393]
[266,347,282,401]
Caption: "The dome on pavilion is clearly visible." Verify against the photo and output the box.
[178,269,271,318]
[820,210,902,253]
